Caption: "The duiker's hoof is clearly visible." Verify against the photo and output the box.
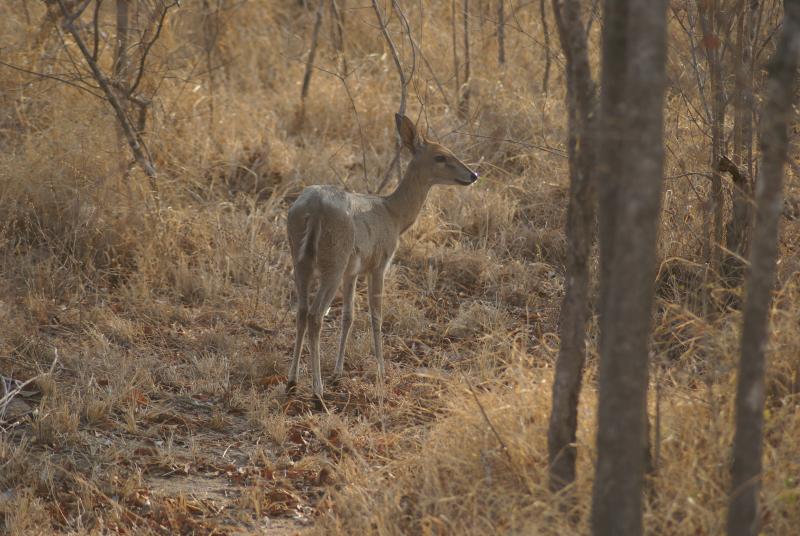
[312,394,326,412]
[286,380,297,396]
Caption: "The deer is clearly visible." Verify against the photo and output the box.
[285,114,479,407]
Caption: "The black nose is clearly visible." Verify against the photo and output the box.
[469,172,479,183]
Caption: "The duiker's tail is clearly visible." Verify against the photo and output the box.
[297,198,323,263]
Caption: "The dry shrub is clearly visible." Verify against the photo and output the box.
[446,301,512,339]
[315,368,590,535]
[492,260,562,317]
[516,226,568,268]
[766,277,800,402]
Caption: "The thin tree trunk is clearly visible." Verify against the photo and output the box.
[202,0,219,136]
[459,0,471,118]
[114,0,129,82]
[330,0,347,75]
[547,0,597,493]
[540,0,551,93]
[372,0,410,186]
[301,1,324,103]
[725,2,756,285]
[591,0,667,534]
[114,0,131,186]
[698,0,726,273]
[451,0,460,104]
[498,0,505,65]
[727,5,800,535]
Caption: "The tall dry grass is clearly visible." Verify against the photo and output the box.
[0,1,798,534]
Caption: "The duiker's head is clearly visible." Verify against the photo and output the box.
[395,114,478,186]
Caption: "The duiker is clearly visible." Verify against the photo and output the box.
[286,114,478,407]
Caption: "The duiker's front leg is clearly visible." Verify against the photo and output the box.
[334,274,357,378]
[367,268,386,380]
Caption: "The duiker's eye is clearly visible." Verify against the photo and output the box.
[434,155,447,163]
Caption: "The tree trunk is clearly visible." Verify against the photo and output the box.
[451,0,460,103]
[727,4,800,535]
[547,0,597,494]
[498,0,505,65]
[114,0,131,185]
[459,0,471,118]
[330,0,347,76]
[540,0,551,93]
[725,3,756,285]
[114,0,129,83]
[591,0,667,534]
[300,1,324,103]
[698,0,727,274]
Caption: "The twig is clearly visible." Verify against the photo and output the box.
[0,351,59,422]
[0,59,104,100]
[128,1,179,96]
[450,129,568,158]
[664,171,715,181]
[372,0,414,186]
[376,149,401,194]
[282,53,369,185]
[462,372,532,494]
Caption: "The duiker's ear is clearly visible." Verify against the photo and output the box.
[395,114,423,154]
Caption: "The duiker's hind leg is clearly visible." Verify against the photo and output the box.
[307,268,345,408]
[287,261,312,394]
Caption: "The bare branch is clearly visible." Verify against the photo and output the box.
[0,59,104,100]
[91,0,103,61]
[372,0,408,117]
[372,0,417,191]
[56,0,158,183]
[128,1,179,97]
[65,0,93,24]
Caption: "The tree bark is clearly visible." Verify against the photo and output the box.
[547,0,597,494]
[114,0,129,83]
[540,0,551,93]
[725,2,757,285]
[591,0,667,534]
[451,0,460,103]
[459,0,471,118]
[498,0,505,65]
[727,4,800,535]
[300,0,324,102]
[113,0,132,186]
[697,0,727,274]
[330,0,347,75]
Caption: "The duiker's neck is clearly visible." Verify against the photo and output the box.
[383,159,432,235]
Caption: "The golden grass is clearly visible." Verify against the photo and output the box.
[0,1,798,534]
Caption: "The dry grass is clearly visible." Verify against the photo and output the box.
[0,1,798,534]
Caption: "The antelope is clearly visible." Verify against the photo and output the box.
[286,114,479,406]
